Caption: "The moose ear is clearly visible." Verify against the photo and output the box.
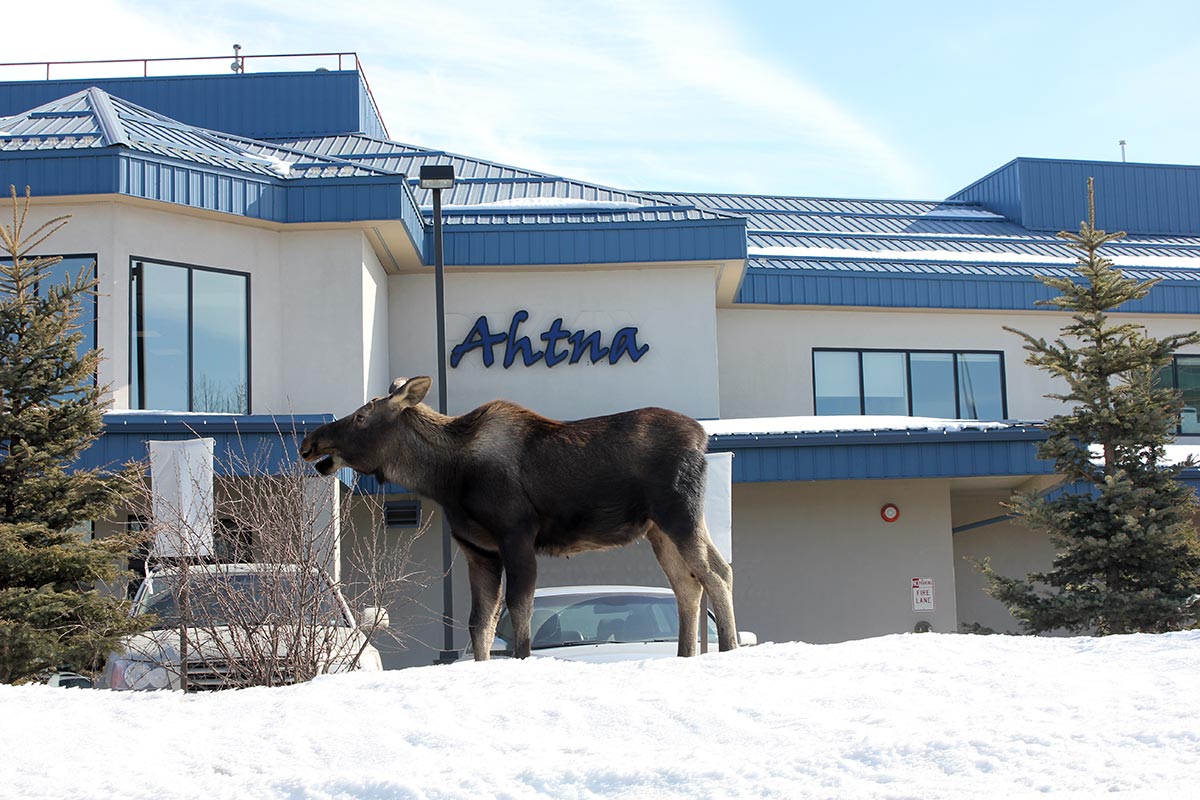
[388,376,432,408]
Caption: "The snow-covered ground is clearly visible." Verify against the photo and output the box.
[3,632,1199,799]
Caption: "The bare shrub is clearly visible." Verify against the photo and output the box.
[116,430,434,690]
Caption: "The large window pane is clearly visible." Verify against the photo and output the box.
[1176,356,1200,433]
[40,256,96,358]
[131,260,249,413]
[957,353,1004,420]
[862,352,908,415]
[192,269,248,413]
[814,351,861,414]
[134,261,189,411]
[910,353,956,418]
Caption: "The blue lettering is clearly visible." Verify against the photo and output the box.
[451,312,649,368]
[450,315,506,367]
[503,310,544,368]
[540,318,571,367]
[568,329,609,364]
[608,327,650,364]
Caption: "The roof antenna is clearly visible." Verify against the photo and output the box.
[230,44,244,74]
[1119,139,1127,163]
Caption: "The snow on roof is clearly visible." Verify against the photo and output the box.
[1089,443,1200,468]
[702,415,1013,437]
[748,245,1200,268]
[444,197,650,211]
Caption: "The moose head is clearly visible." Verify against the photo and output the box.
[299,376,433,480]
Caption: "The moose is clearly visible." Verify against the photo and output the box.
[299,376,738,661]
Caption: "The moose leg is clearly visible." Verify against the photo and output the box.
[696,538,738,652]
[460,541,504,661]
[497,536,538,659]
[647,526,704,657]
[677,531,738,652]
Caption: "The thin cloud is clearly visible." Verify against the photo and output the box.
[6,0,927,197]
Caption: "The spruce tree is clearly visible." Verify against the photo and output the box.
[981,179,1200,635]
[0,187,145,683]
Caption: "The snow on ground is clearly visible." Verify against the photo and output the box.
[3,632,1199,800]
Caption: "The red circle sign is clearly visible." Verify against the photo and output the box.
[880,503,900,523]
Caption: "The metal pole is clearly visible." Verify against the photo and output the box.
[433,187,456,663]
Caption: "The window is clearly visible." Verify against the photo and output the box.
[2,254,97,361]
[814,349,1006,420]
[131,259,250,413]
[1154,355,1200,434]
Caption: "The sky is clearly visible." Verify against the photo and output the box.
[5,1,1199,200]
[4,632,1199,799]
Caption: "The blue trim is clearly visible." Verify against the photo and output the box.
[437,218,747,266]
[707,426,1053,483]
[0,149,424,240]
[77,413,334,477]
[736,267,1200,312]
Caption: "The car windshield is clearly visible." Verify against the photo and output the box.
[133,570,349,630]
[495,592,719,650]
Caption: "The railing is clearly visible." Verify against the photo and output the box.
[0,51,362,80]
[0,51,386,136]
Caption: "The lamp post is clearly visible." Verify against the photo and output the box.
[419,163,456,663]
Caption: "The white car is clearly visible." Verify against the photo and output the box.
[466,585,756,663]
[102,563,386,690]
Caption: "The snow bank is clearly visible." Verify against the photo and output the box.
[3,632,1199,799]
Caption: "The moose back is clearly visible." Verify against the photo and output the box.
[299,376,738,660]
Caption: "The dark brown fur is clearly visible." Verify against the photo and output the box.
[299,376,737,660]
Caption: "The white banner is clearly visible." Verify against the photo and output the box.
[704,452,734,563]
[149,438,216,559]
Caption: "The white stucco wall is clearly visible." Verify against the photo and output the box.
[727,479,960,642]
[717,306,1200,420]
[361,239,391,402]
[23,199,387,417]
[950,490,1058,635]
[388,266,721,420]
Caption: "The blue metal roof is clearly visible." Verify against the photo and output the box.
[0,88,426,244]
[77,413,334,477]
[709,424,1054,482]
[271,132,746,267]
[0,89,389,179]
[654,180,1200,311]
[950,157,1200,236]
[0,70,387,141]
[737,263,1200,312]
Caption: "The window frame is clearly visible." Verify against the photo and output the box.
[3,252,99,375]
[129,256,252,413]
[813,347,1008,420]
[1155,354,1200,436]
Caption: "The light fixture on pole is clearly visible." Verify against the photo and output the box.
[419,163,457,663]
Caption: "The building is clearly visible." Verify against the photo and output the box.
[3,55,1199,667]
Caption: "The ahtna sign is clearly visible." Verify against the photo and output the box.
[450,310,650,369]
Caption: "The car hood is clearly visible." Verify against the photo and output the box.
[116,625,372,666]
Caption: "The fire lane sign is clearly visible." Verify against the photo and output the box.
[911,577,935,612]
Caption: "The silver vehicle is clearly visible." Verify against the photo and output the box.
[102,563,386,690]
[466,585,757,663]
